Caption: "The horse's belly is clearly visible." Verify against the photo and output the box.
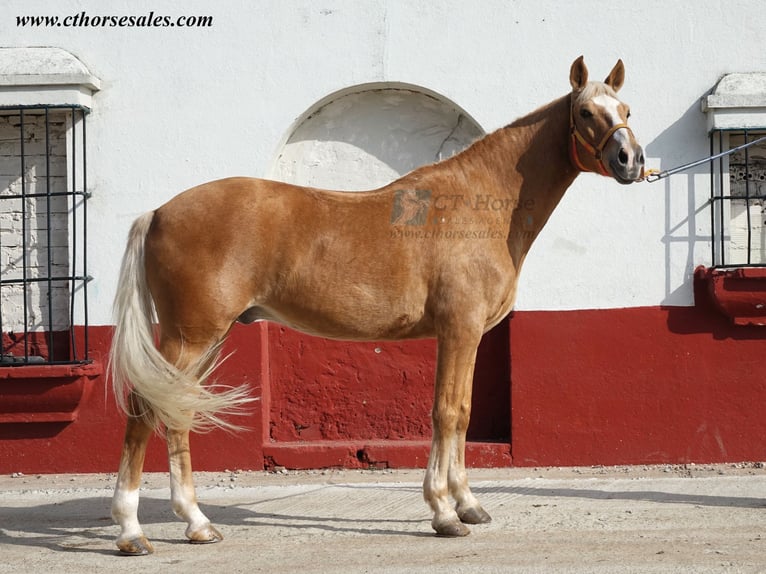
[251,299,432,342]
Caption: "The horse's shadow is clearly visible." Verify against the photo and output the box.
[203,483,431,537]
[0,485,432,556]
[0,494,118,556]
[1,479,763,556]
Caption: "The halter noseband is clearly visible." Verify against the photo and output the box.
[569,94,633,177]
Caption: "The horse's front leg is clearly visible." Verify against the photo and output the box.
[112,394,154,555]
[167,426,223,544]
[424,331,491,536]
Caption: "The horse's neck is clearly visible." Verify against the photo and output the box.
[403,93,579,267]
[462,94,580,265]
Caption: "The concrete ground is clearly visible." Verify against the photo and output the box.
[0,464,764,573]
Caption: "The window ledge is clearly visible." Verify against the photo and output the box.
[0,47,100,108]
[0,362,102,423]
[695,265,766,326]
[703,72,766,131]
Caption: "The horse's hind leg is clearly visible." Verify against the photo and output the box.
[161,334,228,545]
[112,413,222,555]
[166,426,223,543]
[112,394,155,555]
[112,330,230,553]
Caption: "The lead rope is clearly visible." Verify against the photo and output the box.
[641,134,766,183]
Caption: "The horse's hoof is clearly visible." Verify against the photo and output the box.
[457,505,492,525]
[433,518,471,537]
[187,523,224,544]
[116,535,155,555]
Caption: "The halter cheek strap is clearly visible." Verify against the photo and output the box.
[569,100,633,177]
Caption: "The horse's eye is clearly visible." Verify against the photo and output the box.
[626,111,631,119]
[580,108,593,119]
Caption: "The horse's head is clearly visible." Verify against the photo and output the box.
[568,56,644,184]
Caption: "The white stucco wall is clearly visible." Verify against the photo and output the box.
[3,0,766,324]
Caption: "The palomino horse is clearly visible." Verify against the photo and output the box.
[109,56,644,554]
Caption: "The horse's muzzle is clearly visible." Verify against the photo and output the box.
[610,142,645,184]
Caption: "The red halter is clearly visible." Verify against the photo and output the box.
[569,96,633,177]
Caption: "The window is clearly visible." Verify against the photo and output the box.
[0,105,90,364]
[0,48,99,365]
[709,129,766,267]
[705,73,766,268]
[700,72,766,326]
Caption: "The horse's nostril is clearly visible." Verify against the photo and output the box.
[638,152,645,165]
[618,149,629,165]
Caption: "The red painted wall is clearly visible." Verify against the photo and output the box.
[0,325,265,474]
[1,297,765,474]
[510,306,766,466]
[267,320,509,441]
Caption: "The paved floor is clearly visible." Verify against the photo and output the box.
[1,464,765,573]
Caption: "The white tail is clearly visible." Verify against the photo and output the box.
[108,211,254,432]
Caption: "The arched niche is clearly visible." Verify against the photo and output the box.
[270,83,484,190]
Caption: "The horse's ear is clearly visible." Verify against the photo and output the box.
[569,55,588,91]
[604,59,625,92]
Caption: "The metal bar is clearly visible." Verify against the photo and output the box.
[0,191,90,200]
[82,110,90,361]
[719,130,726,266]
[710,135,716,266]
[20,109,29,360]
[69,106,78,361]
[45,107,55,361]
[744,130,753,265]
[0,275,91,286]
[705,193,766,201]
[2,359,90,368]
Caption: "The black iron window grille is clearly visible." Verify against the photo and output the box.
[709,128,766,268]
[0,105,90,365]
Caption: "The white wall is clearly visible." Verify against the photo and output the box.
[3,0,766,323]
